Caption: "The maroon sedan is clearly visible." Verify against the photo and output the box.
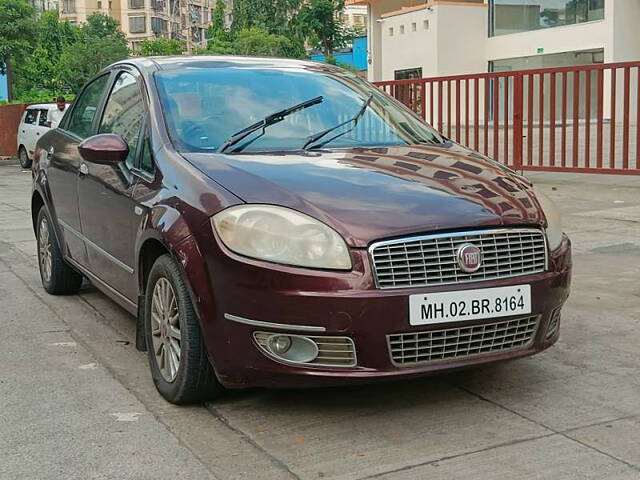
[31,57,571,404]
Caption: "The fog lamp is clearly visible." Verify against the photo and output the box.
[262,334,319,364]
[269,335,292,354]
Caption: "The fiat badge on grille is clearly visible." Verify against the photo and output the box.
[456,243,482,273]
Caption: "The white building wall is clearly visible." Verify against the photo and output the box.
[365,0,640,83]
[375,3,487,81]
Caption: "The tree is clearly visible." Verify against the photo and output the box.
[58,13,128,92]
[138,38,184,56]
[207,0,229,41]
[0,0,36,100]
[232,28,294,57]
[298,0,354,57]
[17,11,77,95]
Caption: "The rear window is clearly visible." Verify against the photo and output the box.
[24,109,37,125]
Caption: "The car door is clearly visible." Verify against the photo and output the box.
[47,74,112,266]
[36,108,50,141]
[77,67,147,300]
[19,108,38,156]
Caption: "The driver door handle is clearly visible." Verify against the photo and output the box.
[79,163,88,175]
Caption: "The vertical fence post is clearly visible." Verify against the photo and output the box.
[512,73,524,171]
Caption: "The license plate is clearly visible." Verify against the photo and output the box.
[409,285,531,326]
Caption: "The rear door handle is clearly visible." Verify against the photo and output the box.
[79,163,88,175]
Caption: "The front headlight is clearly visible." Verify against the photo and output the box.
[532,187,563,251]
[211,205,352,270]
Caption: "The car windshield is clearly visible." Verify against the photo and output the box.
[154,66,443,153]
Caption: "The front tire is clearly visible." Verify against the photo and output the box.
[18,146,31,169]
[145,254,223,404]
[36,207,83,295]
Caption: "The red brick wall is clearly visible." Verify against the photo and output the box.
[0,104,26,157]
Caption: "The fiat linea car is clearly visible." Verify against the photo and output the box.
[31,56,571,404]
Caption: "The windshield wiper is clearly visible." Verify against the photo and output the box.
[302,93,374,150]
[218,96,324,153]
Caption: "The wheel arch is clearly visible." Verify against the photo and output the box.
[31,190,45,234]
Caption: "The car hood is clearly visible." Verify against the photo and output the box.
[183,144,543,248]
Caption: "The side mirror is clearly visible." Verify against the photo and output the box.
[78,133,129,165]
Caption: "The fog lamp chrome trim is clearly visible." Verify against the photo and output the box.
[224,313,326,332]
[253,332,358,369]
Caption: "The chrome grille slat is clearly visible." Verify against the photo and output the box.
[370,228,547,289]
[388,316,540,366]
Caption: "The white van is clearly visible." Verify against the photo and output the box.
[16,103,67,168]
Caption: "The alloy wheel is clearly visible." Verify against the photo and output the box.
[38,217,52,284]
[151,277,182,382]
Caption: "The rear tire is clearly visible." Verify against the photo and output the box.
[18,146,31,169]
[145,254,224,404]
[36,207,83,295]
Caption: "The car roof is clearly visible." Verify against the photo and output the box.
[26,103,57,109]
[114,55,341,73]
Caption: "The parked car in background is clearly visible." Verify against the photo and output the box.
[17,103,68,169]
[31,57,572,404]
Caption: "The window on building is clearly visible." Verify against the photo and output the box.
[394,68,422,81]
[97,0,102,9]
[423,19,429,30]
[400,25,405,34]
[62,0,75,12]
[129,16,146,33]
[490,0,605,37]
[411,22,416,31]
[129,0,144,8]
[388,27,394,36]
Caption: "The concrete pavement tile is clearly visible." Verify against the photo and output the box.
[575,205,640,222]
[9,239,37,261]
[1,227,37,243]
[460,369,640,431]
[212,379,551,480]
[568,417,640,468]
[0,370,215,480]
[371,434,640,480]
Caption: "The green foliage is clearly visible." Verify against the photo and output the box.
[57,13,128,92]
[232,28,294,57]
[16,11,77,94]
[207,0,229,41]
[298,0,355,56]
[138,38,184,56]
[203,37,234,55]
[0,0,36,75]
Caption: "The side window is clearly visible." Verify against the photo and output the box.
[24,109,37,125]
[38,109,49,126]
[99,71,146,168]
[66,74,110,139]
[139,128,154,174]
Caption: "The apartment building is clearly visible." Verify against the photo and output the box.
[59,0,214,50]
[340,4,368,33]
[348,0,640,83]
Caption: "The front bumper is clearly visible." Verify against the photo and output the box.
[190,231,572,389]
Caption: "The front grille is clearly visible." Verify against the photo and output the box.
[370,228,547,289]
[388,316,539,366]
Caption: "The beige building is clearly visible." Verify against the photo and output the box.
[59,0,214,50]
[339,5,368,34]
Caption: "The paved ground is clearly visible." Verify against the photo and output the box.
[1,160,639,480]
